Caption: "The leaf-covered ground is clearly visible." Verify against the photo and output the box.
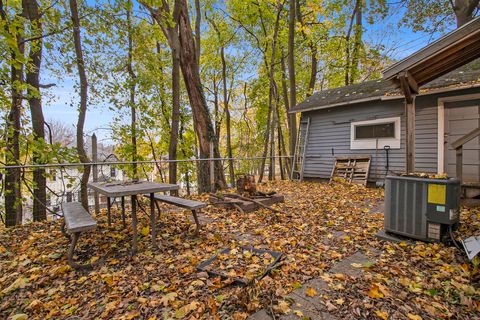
[1,181,479,319]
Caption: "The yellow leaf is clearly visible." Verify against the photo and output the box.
[293,310,304,317]
[141,226,150,237]
[374,310,388,320]
[407,313,422,320]
[305,287,318,297]
[11,314,28,320]
[335,298,344,305]
[367,284,384,299]
[77,276,87,284]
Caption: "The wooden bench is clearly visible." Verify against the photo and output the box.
[148,194,206,236]
[61,202,97,269]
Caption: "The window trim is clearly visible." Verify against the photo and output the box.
[350,117,401,150]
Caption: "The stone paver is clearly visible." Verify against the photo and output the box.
[329,251,371,278]
[248,309,272,320]
[249,251,378,320]
[279,310,338,320]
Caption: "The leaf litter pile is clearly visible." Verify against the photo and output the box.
[1,180,480,319]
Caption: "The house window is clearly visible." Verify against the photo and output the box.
[350,117,401,150]
[66,192,73,202]
[110,167,116,177]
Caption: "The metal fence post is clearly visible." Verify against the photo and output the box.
[210,141,215,192]
[92,134,100,214]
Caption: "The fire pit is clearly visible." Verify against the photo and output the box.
[209,174,285,213]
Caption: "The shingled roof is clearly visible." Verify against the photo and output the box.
[290,62,480,114]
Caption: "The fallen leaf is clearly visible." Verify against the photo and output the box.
[367,284,384,299]
[374,310,388,320]
[305,287,318,297]
[160,292,177,307]
[2,276,28,295]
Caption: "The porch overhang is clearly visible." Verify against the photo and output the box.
[382,17,480,94]
[382,17,480,173]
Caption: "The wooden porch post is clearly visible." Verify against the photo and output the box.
[405,99,416,173]
[398,72,418,173]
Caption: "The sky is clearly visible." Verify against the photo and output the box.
[41,3,457,144]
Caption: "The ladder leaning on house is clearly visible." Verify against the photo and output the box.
[291,117,310,181]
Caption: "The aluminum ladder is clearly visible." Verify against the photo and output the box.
[291,117,310,181]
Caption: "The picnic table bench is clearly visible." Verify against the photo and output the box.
[148,194,206,236]
[61,202,97,269]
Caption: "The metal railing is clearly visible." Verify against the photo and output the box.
[0,155,293,224]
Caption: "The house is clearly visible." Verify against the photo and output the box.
[22,146,126,222]
[290,17,480,191]
[289,62,480,186]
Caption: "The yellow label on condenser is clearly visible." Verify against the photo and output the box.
[428,184,446,205]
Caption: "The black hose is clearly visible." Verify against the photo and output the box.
[384,145,390,175]
[449,225,463,251]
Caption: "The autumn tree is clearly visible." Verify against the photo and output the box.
[140,0,226,192]
[69,0,90,210]
[1,1,24,226]
[23,0,47,221]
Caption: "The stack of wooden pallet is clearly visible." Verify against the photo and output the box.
[330,156,371,185]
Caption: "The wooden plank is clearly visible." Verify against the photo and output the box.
[451,127,480,150]
[152,194,206,210]
[62,202,97,233]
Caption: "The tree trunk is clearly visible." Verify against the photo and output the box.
[454,0,479,27]
[169,42,180,195]
[145,0,225,192]
[295,1,318,97]
[258,0,283,183]
[345,0,360,85]
[216,31,235,187]
[194,0,201,65]
[69,0,90,210]
[258,96,272,183]
[307,45,317,96]
[4,13,24,226]
[277,54,296,179]
[23,0,47,221]
[127,0,138,179]
[213,78,221,140]
[350,0,362,84]
[287,0,297,161]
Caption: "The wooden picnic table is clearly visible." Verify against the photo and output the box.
[88,180,179,254]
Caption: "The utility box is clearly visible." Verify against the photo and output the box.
[384,175,461,242]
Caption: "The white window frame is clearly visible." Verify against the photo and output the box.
[350,117,401,150]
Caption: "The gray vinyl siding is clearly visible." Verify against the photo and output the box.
[301,96,440,181]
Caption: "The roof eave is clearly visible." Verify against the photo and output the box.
[382,18,480,86]
[290,82,480,113]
